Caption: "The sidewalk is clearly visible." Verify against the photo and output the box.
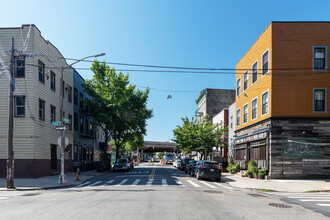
[0,170,106,191]
[222,173,330,192]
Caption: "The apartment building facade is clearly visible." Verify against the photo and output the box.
[212,108,229,162]
[235,22,330,178]
[0,25,74,177]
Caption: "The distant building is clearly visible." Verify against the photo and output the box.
[235,22,330,178]
[195,88,235,121]
[228,102,236,160]
[212,108,229,163]
[0,25,74,177]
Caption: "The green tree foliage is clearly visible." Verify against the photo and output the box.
[157,152,165,159]
[83,60,153,161]
[173,115,226,159]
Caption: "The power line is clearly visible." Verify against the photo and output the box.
[136,85,199,93]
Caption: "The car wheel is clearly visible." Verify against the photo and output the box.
[196,171,201,180]
[190,170,194,177]
[216,177,221,182]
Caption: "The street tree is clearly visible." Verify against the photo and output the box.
[83,60,153,162]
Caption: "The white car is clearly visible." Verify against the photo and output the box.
[173,160,180,168]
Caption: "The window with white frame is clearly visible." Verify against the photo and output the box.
[262,91,269,115]
[262,51,269,75]
[252,62,258,84]
[252,98,258,120]
[313,88,327,112]
[39,99,45,120]
[236,109,241,127]
[50,105,56,123]
[243,71,248,91]
[243,104,248,123]
[50,71,56,91]
[15,56,25,77]
[237,78,241,96]
[38,60,45,83]
[15,96,25,117]
[313,46,327,70]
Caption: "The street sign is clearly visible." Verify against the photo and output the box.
[55,126,67,130]
[58,136,69,147]
[63,118,70,124]
[52,121,61,126]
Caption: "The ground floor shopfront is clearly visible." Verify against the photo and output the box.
[234,117,330,178]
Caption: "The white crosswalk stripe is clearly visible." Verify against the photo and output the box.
[77,181,90,187]
[107,180,115,184]
[87,181,102,187]
[146,179,154,186]
[200,181,216,188]
[317,204,330,206]
[162,179,168,186]
[213,182,234,191]
[284,193,330,207]
[187,180,201,187]
[175,180,185,187]
[115,179,128,186]
[132,179,141,186]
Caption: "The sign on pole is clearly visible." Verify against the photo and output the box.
[63,118,70,124]
[52,121,61,126]
[55,126,67,130]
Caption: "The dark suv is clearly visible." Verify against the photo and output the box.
[179,158,195,171]
[194,160,221,182]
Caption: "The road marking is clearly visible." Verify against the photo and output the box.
[146,179,154,186]
[317,204,330,206]
[117,175,149,177]
[200,181,216,188]
[213,182,234,190]
[149,164,157,179]
[288,196,330,198]
[187,180,201,187]
[175,180,185,187]
[138,171,142,174]
[162,179,168,186]
[132,179,141,186]
[107,180,115,184]
[77,181,90,187]
[115,179,128,186]
[0,197,9,200]
[300,199,330,202]
[87,181,102,187]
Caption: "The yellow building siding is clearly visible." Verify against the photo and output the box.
[235,24,272,130]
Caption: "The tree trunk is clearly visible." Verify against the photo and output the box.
[104,133,109,171]
[115,142,120,161]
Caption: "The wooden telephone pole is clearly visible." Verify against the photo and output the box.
[7,38,15,189]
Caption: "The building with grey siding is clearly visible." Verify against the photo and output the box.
[0,25,74,177]
[228,102,236,160]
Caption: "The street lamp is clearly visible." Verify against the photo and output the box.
[58,53,105,184]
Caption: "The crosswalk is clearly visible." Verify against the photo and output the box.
[75,178,234,190]
[284,193,330,207]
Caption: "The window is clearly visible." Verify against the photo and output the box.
[80,93,84,109]
[243,104,248,124]
[262,91,269,115]
[68,114,72,130]
[68,86,72,103]
[313,46,327,70]
[252,98,258,120]
[15,96,25,117]
[39,99,45,120]
[243,71,248,91]
[50,105,56,123]
[262,50,269,75]
[230,116,233,129]
[85,98,89,112]
[15,56,25,77]
[85,119,89,134]
[313,88,327,112]
[236,109,241,127]
[236,78,241,97]
[74,113,78,130]
[38,60,45,83]
[74,88,78,105]
[252,62,258,84]
[50,71,56,91]
[80,116,84,133]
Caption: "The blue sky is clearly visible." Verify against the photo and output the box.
[2,0,330,141]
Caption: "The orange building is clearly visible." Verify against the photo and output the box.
[234,22,330,178]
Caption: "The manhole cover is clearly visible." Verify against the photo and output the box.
[269,203,292,208]
[247,193,266,197]
[22,193,41,197]
[203,190,222,194]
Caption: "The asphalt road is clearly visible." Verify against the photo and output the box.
[0,163,329,220]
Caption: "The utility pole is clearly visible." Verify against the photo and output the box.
[7,38,15,189]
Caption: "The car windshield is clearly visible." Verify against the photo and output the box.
[116,159,127,164]
[204,162,218,167]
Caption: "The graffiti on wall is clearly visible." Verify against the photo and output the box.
[282,139,321,158]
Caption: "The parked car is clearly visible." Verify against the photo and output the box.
[185,160,197,174]
[173,159,179,167]
[179,158,195,171]
[165,153,175,164]
[194,160,221,182]
[127,158,134,170]
[113,158,131,172]
[176,160,182,169]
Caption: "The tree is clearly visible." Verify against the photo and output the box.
[83,60,153,162]
[173,115,226,159]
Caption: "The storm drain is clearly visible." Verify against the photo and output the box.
[247,193,266,197]
[269,203,292,208]
[22,193,41,197]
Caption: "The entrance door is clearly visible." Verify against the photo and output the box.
[51,145,57,170]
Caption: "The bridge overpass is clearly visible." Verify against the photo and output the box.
[140,141,178,153]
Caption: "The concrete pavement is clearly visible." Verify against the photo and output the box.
[0,170,106,190]
[222,173,330,193]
